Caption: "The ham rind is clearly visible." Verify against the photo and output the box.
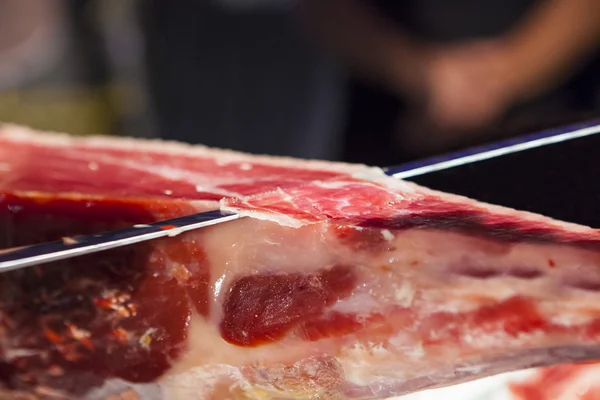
[3,124,600,399]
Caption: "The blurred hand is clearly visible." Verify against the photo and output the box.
[424,41,516,131]
[397,39,519,154]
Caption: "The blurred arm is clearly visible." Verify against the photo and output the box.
[297,0,423,98]
[504,0,600,100]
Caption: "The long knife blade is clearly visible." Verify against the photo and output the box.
[2,119,600,272]
[0,210,239,273]
[385,119,600,179]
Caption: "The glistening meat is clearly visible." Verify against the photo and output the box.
[2,124,600,400]
[508,363,600,400]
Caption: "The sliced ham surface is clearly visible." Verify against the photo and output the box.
[508,363,600,400]
[2,124,600,400]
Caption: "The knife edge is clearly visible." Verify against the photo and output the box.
[0,210,239,273]
[385,119,600,179]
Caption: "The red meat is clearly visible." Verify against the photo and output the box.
[2,124,600,399]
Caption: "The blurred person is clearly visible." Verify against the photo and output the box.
[299,0,600,165]
[0,0,113,135]
[0,0,152,137]
[139,0,346,160]
[0,0,66,90]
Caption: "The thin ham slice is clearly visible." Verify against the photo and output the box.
[2,124,600,400]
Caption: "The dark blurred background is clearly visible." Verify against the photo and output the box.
[1,0,600,166]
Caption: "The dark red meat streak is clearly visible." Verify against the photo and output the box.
[220,265,357,346]
[359,205,600,250]
[0,194,209,395]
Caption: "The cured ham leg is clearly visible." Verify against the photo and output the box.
[2,124,600,400]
